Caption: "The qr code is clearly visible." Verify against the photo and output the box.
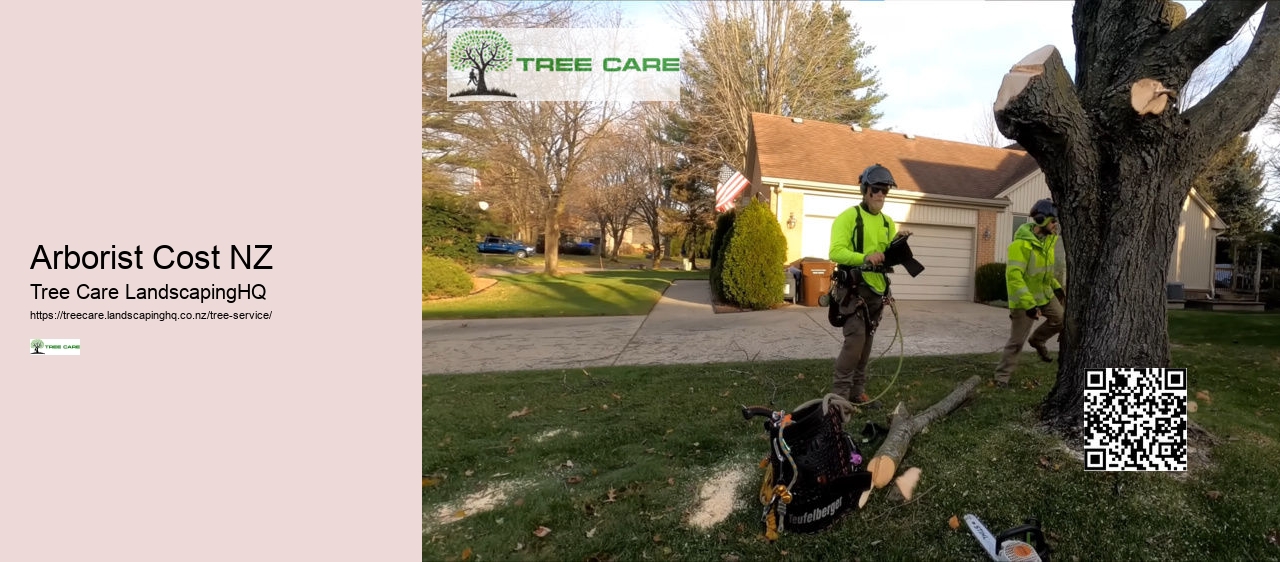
[1084,368,1188,471]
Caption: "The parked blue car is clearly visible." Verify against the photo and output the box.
[477,236,535,258]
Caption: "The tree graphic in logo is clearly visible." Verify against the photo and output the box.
[30,339,45,354]
[449,30,517,98]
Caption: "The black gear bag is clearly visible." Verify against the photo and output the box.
[742,395,873,539]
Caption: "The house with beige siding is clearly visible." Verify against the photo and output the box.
[739,112,1226,301]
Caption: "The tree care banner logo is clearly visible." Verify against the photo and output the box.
[447,29,681,102]
[30,339,81,355]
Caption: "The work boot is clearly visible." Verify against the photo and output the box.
[854,393,883,410]
[1030,342,1053,363]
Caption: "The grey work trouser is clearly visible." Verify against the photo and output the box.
[832,284,886,400]
[994,297,1064,383]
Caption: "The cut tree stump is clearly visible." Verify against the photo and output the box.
[867,375,982,490]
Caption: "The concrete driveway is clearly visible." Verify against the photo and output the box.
[423,280,1057,375]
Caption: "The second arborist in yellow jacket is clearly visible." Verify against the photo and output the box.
[994,198,1064,387]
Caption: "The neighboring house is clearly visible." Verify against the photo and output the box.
[741,112,1226,301]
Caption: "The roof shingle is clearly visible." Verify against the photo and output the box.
[749,112,1039,199]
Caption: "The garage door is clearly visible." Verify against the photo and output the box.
[801,218,974,300]
[889,223,974,300]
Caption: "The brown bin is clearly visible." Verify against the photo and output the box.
[799,259,835,307]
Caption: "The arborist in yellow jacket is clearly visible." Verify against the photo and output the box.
[829,164,910,407]
[994,198,1065,387]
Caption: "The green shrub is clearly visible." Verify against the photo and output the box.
[423,192,483,264]
[720,200,787,309]
[975,262,1007,302]
[423,255,473,299]
[709,210,737,299]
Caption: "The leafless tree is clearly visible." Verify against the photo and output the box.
[581,125,648,260]
[673,0,884,171]
[478,101,625,275]
[968,105,1012,148]
[421,1,580,194]
[993,0,1280,435]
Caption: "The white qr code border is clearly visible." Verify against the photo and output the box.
[1084,368,1188,472]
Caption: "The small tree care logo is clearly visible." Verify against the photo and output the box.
[448,30,517,98]
[29,338,81,355]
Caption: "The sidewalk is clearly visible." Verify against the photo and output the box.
[422,280,1054,375]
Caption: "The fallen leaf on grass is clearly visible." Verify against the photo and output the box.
[668,477,676,486]
[948,515,960,530]
[653,534,662,543]
[795,373,805,380]
[710,406,718,414]
[1039,457,1051,469]
[578,406,591,412]
[508,407,531,419]
[563,460,575,468]
[1207,491,1223,500]
[454,510,467,519]
[1265,528,1278,547]
[1196,391,1213,404]
[515,498,525,506]
[721,390,731,397]
[423,477,439,487]
[586,526,597,538]
[567,476,584,485]
[1189,401,1199,413]
[534,526,552,538]
[464,470,474,477]
[605,488,617,502]
[514,542,524,551]
[462,547,472,561]
[611,393,622,401]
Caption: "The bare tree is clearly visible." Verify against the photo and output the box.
[421,1,580,194]
[967,105,1012,147]
[479,102,624,275]
[582,125,647,260]
[674,0,884,171]
[993,0,1280,435]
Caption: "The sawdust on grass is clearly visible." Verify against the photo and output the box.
[686,466,751,530]
[424,479,529,533]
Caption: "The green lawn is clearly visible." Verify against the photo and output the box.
[473,252,693,271]
[423,311,1280,561]
[423,269,710,320]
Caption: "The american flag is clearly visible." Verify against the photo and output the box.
[715,164,750,212]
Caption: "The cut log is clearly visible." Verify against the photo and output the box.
[867,376,982,489]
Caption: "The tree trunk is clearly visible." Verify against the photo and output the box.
[609,225,626,261]
[543,195,566,275]
[477,67,488,93]
[1045,170,1182,435]
[993,2,1280,435]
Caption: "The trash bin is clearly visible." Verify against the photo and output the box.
[799,258,835,307]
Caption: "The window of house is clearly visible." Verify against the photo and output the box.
[1011,214,1029,240]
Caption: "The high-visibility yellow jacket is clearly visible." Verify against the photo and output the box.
[830,203,896,294]
[1006,222,1061,310]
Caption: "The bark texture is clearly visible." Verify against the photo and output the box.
[995,0,1280,436]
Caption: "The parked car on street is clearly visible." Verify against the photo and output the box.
[477,236,535,258]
